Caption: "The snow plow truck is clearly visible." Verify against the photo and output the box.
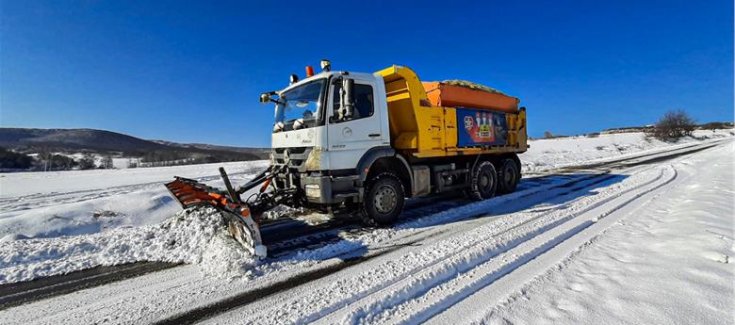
[165,61,528,258]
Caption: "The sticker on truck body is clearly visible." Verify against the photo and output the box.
[456,108,508,147]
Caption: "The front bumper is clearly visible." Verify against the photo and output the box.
[271,147,361,205]
[274,170,360,205]
[300,174,360,204]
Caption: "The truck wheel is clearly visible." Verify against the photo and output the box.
[469,161,497,200]
[361,172,405,226]
[497,158,520,194]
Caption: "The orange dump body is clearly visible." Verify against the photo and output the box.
[422,82,519,113]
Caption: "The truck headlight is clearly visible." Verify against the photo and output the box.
[305,184,321,198]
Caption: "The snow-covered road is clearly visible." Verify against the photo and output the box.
[0,133,732,324]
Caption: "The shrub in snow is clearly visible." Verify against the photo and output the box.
[649,109,696,142]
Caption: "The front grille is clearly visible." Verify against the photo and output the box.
[272,147,311,171]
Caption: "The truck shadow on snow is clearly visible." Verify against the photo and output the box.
[265,172,628,262]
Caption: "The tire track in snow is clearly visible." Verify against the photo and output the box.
[368,167,678,324]
[0,173,599,311]
[154,174,620,325]
[195,175,644,324]
[116,143,722,324]
[335,143,706,324]
[0,262,179,310]
[265,173,594,256]
[429,166,684,324]
[211,142,711,324]
[0,171,598,312]
[297,167,670,324]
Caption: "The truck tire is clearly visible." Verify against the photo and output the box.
[497,158,520,194]
[469,161,497,200]
[361,172,405,226]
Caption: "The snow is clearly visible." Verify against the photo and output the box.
[0,207,255,284]
[522,129,733,173]
[0,160,269,198]
[212,163,679,324]
[0,131,732,324]
[0,131,728,243]
[0,160,269,240]
[474,143,734,325]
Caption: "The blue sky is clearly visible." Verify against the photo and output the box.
[1,0,732,147]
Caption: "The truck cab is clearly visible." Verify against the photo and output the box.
[268,70,392,204]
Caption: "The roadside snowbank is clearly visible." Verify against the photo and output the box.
[0,207,255,284]
[0,190,180,240]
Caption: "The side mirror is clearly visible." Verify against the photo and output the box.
[259,93,271,104]
[338,78,355,120]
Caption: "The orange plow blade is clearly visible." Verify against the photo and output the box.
[165,177,267,258]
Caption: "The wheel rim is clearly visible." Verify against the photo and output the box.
[479,170,494,194]
[480,174,490,188]
[503,165,514,184]
[374,184,398,214]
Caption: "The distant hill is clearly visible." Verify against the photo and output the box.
[151,140,270,156]
[0,128,169,152]
[0,128,269,161]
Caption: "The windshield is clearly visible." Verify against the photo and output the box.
[273,79,326,132]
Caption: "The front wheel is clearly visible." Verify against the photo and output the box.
[361,172,405,226]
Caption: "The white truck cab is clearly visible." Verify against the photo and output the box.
[271,71,389,170]
[266,69,397,212]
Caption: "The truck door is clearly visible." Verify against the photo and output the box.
[327,76,386,171]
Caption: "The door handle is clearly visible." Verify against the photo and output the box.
[369,133,381,138]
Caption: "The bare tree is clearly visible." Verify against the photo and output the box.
[649,109,696,141]
[543,131,554,139]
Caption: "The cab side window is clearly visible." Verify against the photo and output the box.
[332,83,374,122]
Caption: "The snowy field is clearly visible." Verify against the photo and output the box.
[522,129,734,173]
[0,160,269,241]
[0,130,732,324]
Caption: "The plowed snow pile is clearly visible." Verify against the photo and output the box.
[0,207,255,284]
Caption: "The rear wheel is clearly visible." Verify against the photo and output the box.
[361,172,405,226]
[497,158,520,194]
[469,161,498,200]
